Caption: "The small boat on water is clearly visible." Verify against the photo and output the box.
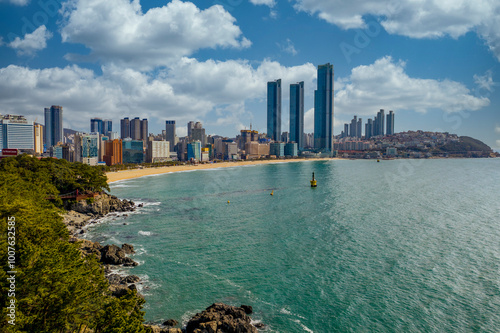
[310,172,317,187]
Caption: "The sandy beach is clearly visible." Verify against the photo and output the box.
[106,158,337,183]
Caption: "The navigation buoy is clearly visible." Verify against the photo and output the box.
[310,172,317,187]
[227,200,230,204]
[377,159,380,162]
[270,191,274,196]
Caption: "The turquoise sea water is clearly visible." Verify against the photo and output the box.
[86,159,500,332]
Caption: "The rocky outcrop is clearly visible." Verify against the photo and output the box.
[77,240,138,267]
[122,243,136,254]
[163,319,178,327]
[185,303,258,333]
[67,193,136,217]
[100,244,138,266]
[144,325,182,333]
[107,274,140,285]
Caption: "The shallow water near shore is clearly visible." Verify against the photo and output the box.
[85,158,500,332]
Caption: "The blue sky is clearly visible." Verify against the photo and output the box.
[0,0,499,149]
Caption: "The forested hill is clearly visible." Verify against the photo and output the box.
[439,136,493,152]
[0,155,148,332]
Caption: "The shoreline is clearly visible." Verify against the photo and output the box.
[106,158,339,183]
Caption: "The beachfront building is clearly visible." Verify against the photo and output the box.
[267,79,281,141]
[201,147,210,162]
[147,140,170,163]
[122,139,144,164]
[270,142,285,158]
[225,142,238,160]
[104,139,123,166]
[284,142,298,157]
[290,81,304,150]
[187,140,201,161]
[314,63,334,152]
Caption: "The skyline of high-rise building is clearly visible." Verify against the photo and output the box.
[375,109,385,136]
[165,120,176,152]
[267,79,281,141]
[191,121,206,146]
[44,105,63,148]
[91,118,103,134]
[121,117,147,141]
[314,63,334,152]
[350,116,358,138]
[120,117,130,139]
[187,121,195,139]
[140,118,148,141]
[386,110,395,135]
[130,117,141,140]
[103,119,112,136]
[290,81,304,150]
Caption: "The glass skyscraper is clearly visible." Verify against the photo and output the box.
[267,79,281,141]
[103,119,112,136]
[290,81,304,150]
[44,105,63,148]
[314,63,334,151]
[90,118,103,134]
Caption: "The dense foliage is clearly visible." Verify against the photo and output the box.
[0,156,146,332]
[439,136,492,153]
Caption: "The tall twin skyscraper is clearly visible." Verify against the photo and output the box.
[267,79,281,142]
[314,63,334,151]
[44,105,63,147]
[267,63,334,152]
[290,81,304,150]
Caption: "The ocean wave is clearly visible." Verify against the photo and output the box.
[138,230,152,236]
[110,184,139,188]
[135,246,148,255]
[292,319,314,333]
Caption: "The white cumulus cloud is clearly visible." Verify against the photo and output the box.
[293,0,500,61]
[249,0,276,7]
[60,0,251,69]
[334,56,490,116]
[8,25,52,56]
[0,59,317,134]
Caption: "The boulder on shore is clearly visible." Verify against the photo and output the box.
[122,243,136,254]
[97,244,139,266]
[163,319,178,327]
[185,303,257,333]
[144,325,181,333]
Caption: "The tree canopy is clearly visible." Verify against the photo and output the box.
[0,156,146,332]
